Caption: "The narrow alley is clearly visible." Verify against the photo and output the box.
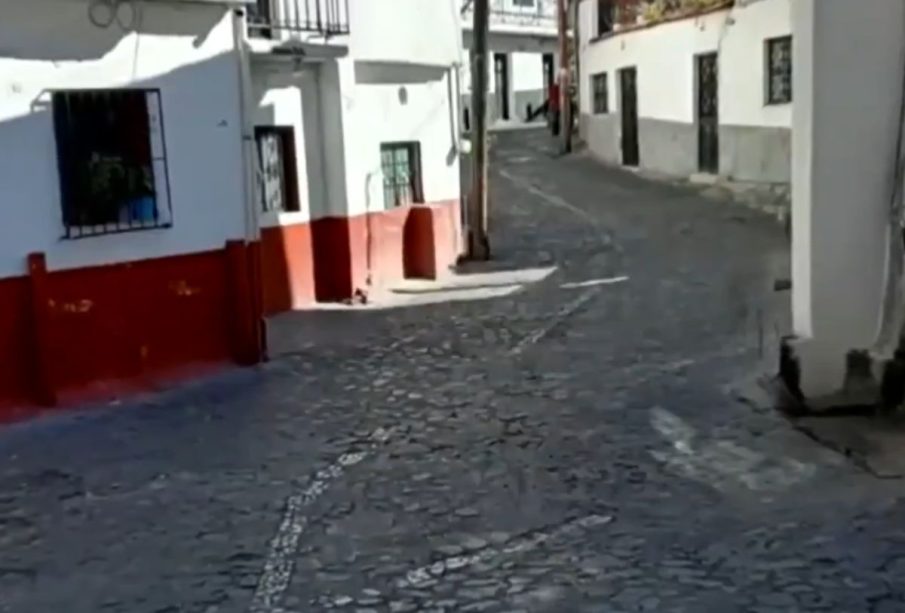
[2,130,903,613]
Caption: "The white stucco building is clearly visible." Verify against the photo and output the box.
[0,0,464,415]
[782,0,905,411]
[577,0,792,194]
[246,0,464,311]
[0,0,258,414]
[461,0,560,127]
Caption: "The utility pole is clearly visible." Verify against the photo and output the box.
[467,0,491,260]
[557,0,572,154]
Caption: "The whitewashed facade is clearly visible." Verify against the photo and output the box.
[577,0,792,189]
[0,0,464,414]
[783,0,905,410]
[461,0,560,127]
[247,0,464,310]
[0,0,248,278]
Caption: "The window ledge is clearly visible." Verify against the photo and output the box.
[259,210,309,228]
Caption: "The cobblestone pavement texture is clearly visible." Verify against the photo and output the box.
[2,130,905,613]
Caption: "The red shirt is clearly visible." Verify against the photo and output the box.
[549,83,560,111]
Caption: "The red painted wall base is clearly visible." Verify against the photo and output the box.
[304,200,461,306]
[0,245,263,421]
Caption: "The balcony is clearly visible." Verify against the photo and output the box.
[246,0,350,39]
[462,0,558,33]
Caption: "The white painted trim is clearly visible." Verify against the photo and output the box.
[258,210,310,228]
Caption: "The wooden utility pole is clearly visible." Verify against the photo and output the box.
[467,0,491,260]
[557,0,572,154]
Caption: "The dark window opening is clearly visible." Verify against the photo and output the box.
[597,0,614,36]
[380,142,423,209]
[255,126,301,213]
[247,0,274,38]
[592,73,609,114]
[766,35,792,105]
[52,89,172,239]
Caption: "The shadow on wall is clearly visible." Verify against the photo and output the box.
[1,0,223,62]
[354,61,449,85]
[0,42,273,416]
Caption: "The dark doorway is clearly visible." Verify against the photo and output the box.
[494,53,510,121]
[619,67,639,167]
[542,53,555,98]
[697,52,719,174]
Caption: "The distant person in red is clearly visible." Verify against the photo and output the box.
[549,80,561,137]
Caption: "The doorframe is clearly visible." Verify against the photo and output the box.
[618,66,639,167]
[694,51,720,174]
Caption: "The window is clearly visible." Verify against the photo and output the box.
[597,0,614,36]
[255,126,301,213]
[766,35,792,105]
[52,89,172,239]
[592,73,609,114]
[380,142,423,208]
[247,0,274,38]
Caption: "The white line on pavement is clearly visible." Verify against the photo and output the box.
[248,427,392,613]
[397,514,612,590]
[318,514,612,608]
[509,287,600,356]
[560,276,629,290]
[498,169,601,228]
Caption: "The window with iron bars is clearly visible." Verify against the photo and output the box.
[592,73,609,114]
[52,89,172,239]
[766,35,792,105]
[380,142,424,209]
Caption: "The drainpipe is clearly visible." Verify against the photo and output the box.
[230,6,266,359]
[231,7,261,244]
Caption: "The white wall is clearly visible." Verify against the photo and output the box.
[511,52,544,93]
[252,64,320,226]
[0,0,246,278]
[348,0,462,68]
[343,62,461,217]
[790,0,905,399]
[578,0,791,127]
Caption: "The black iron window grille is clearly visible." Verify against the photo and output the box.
[380,142,424,209]
[52,89,172,239]
[247,0,351,38]
[766,35,792,105]
[592,73,609,114]
[255,126,301,213]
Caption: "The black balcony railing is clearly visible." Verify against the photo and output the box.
[247,0,350,38]
[462,0,557,30]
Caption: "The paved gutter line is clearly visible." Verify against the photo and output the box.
[248,427,393,613]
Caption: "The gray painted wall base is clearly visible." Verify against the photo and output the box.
[580,112,791,215]
[580,112,791,223]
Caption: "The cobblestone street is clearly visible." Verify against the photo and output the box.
[3,129,905,613]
